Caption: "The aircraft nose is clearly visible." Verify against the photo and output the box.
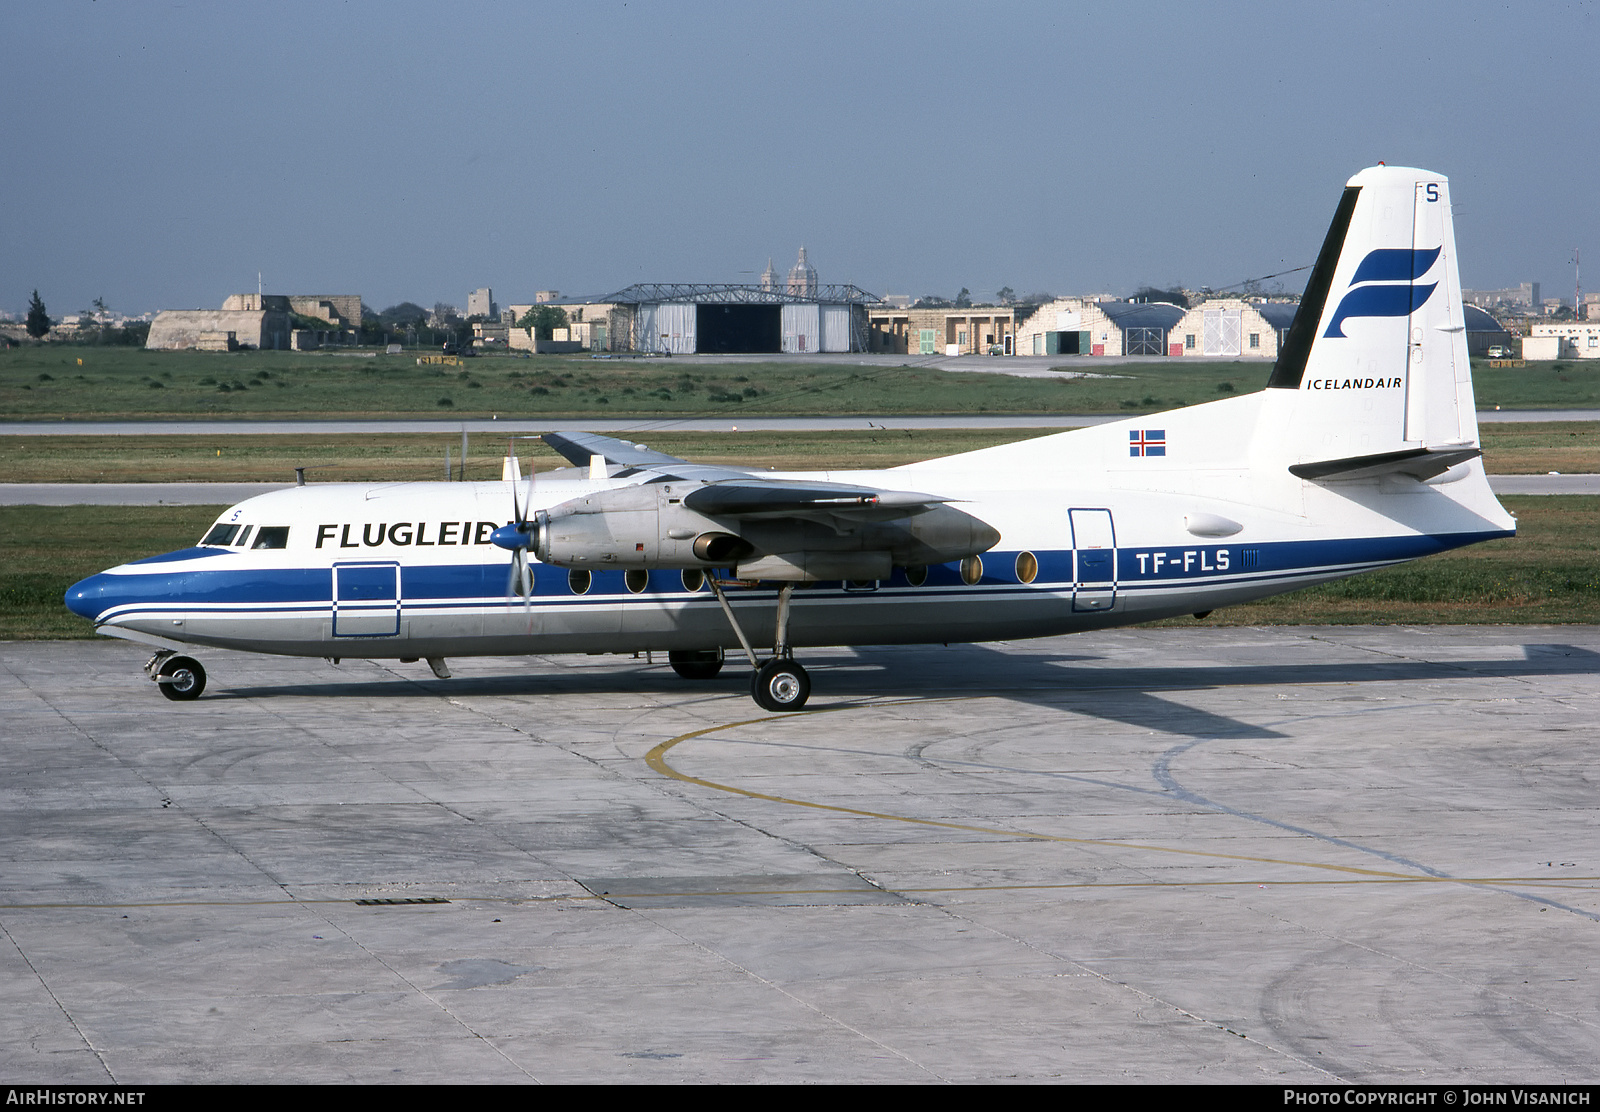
[65,572,118,622]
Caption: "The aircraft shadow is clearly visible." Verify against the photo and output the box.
[212,640,1600,743]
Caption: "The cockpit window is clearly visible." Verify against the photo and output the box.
[234,526,254,547]
[202,523,241,546]
[251,526,290,550]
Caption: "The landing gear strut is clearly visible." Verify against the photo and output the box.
[146,651,206,701]
[708,579,810,711]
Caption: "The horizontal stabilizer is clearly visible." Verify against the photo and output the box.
[1288,446,1481,482]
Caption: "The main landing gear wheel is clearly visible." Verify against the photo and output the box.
[669,648,725,680]
[751,658,810,712]
[157,656,206,701]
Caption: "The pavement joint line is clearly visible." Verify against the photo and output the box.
[4,874,1598,913]
[0,917,115,1081]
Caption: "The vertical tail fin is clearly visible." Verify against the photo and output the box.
[1259,166,1479,477]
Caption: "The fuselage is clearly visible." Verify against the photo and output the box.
[65,427,1512,662]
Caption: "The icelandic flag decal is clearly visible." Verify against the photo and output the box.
[1130,429,1166,457]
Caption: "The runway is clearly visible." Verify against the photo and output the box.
[2,627,1596,1083]
[2,408,1594,436]
[5,473,1595,503]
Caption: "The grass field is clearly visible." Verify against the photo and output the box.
[5,497,1594,641]
[0,422,1591,482]
[5,345,1600,419]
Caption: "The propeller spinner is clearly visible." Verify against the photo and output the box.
[491,462,539,613]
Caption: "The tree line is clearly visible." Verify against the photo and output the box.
[15,292,150,346]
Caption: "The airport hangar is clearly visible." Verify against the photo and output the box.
[548,282,883,356]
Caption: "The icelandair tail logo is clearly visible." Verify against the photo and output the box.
[1323,246,1440,338]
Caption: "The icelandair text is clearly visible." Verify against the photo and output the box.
[1306,376,1403,390]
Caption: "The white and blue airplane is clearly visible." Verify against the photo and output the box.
[67,166,1515,710]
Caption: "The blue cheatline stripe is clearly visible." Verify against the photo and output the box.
[71,531,1511,624]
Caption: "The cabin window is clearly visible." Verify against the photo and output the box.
[625,569,649,594]
[1015,551,1038,584]
[202,523,240,546]
[251,526,290,549]
[960,556,984,585]
[903,565,928,587]
[681,569,705,592]
[568,568,591,595]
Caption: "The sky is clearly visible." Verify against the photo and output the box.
[3,0,1597,318]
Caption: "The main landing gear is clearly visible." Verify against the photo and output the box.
[146,651,206,701]
[750,657,810,712]
[706,579,811,712]
[668,648,725,680]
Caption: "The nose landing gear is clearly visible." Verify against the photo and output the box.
[146,652,207,701]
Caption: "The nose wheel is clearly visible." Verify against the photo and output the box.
[147,652,206,701]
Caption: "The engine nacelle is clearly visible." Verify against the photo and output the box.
[533,483,732,569]
[531,480,1000,578]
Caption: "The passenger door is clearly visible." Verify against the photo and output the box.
[1070,509,1117,612]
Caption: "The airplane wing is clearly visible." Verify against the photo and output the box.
[541,430,753,482]
[540,430,953,517]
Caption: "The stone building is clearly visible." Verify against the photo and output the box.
[868,306,1020,355]
[1166,299,1298,358]
[786,248,817,298]
[147,294,291,351]
[148,292,361,351]
[1524,321,1600,359]
[1013,298,1184,357]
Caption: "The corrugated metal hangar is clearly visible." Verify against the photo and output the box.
[601,283,879,355]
